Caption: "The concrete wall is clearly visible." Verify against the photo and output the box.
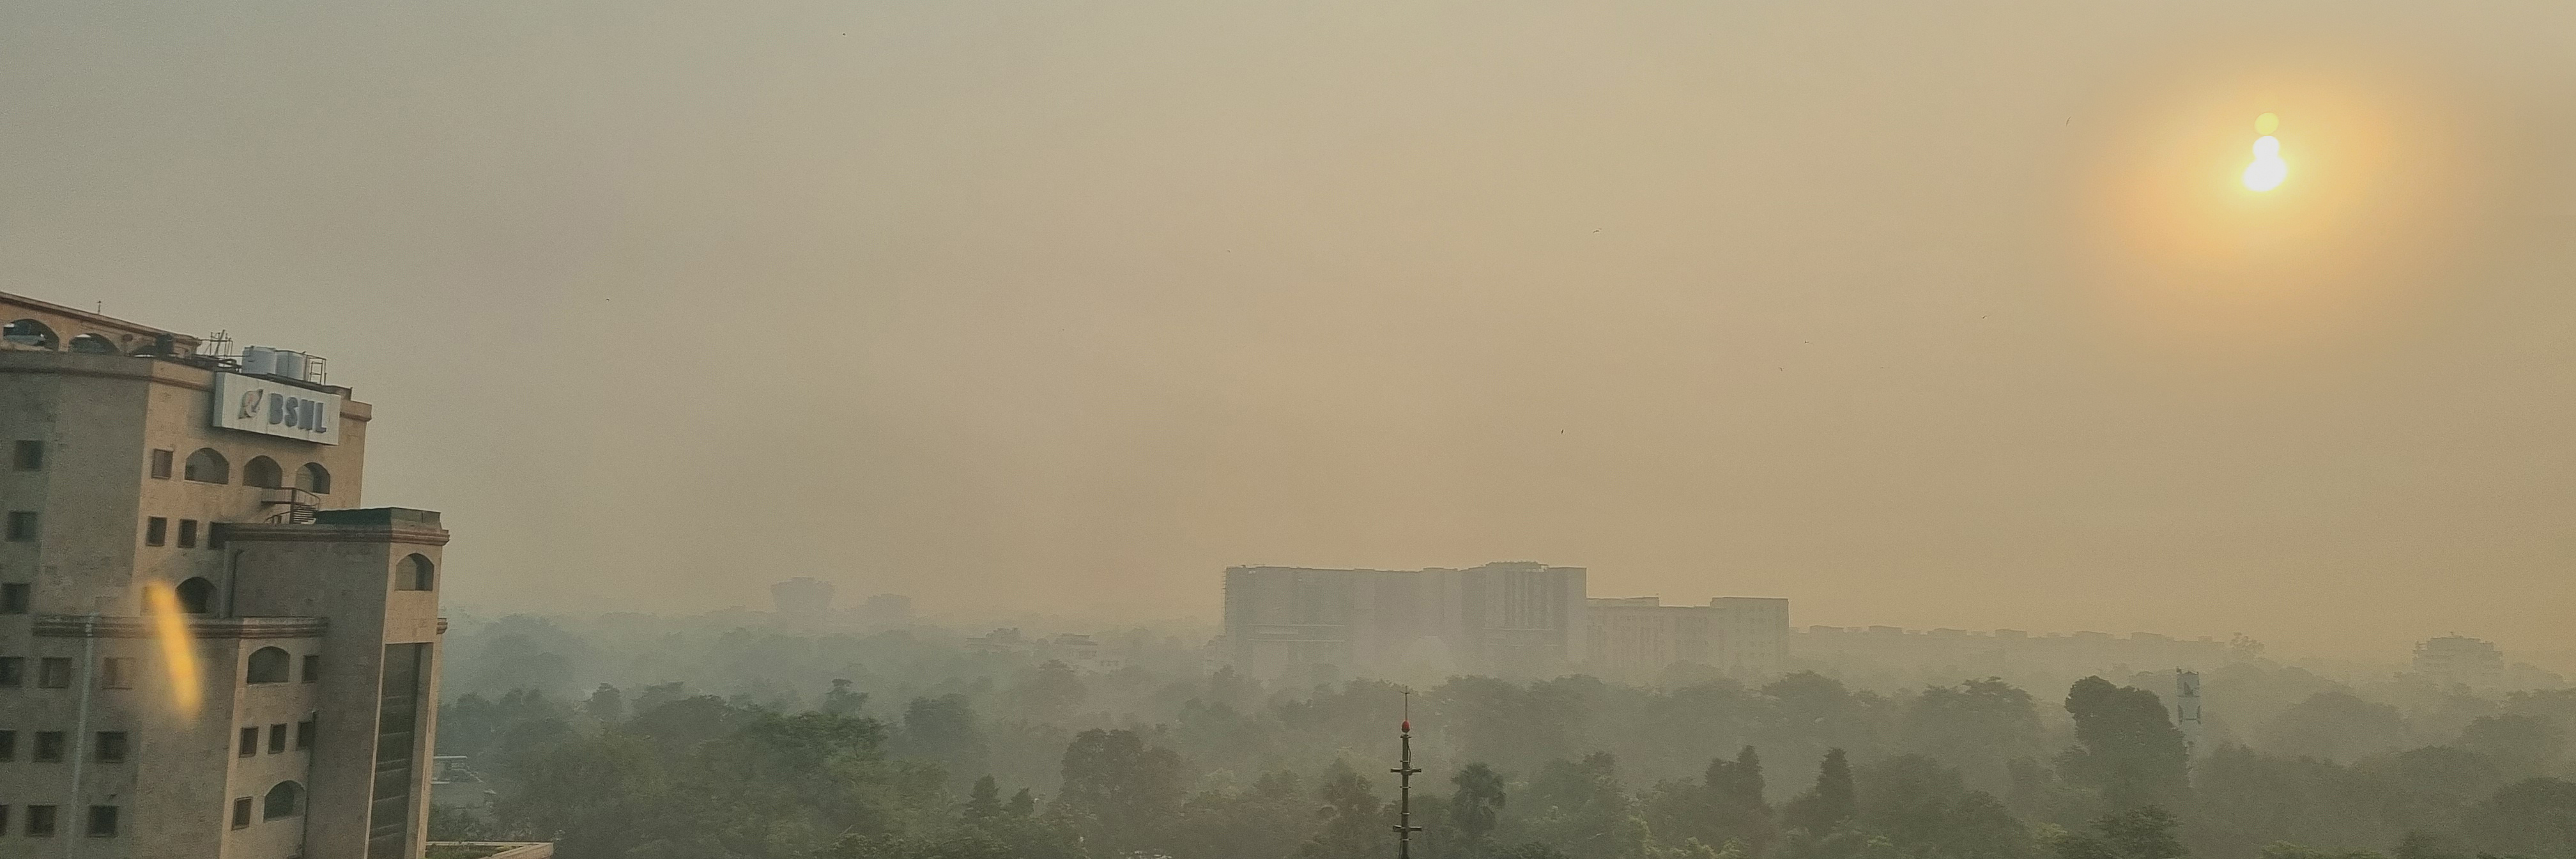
[0,290,201,358]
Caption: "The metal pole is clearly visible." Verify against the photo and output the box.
[1392,692,1422,859]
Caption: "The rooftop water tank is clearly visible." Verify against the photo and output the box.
[240,346,277,376]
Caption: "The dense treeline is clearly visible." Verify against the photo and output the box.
[431,615,2576,859]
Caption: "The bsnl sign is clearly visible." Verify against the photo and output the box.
[209,372,342,445]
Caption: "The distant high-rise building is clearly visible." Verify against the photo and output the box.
[770,577,836,621]
[2413,635,2506,688]
[1708,597,1790,676]
[1,291,448,858]
[1584,597,1705,682]
[1221,562,1587,681]
[1584,596,1790,682]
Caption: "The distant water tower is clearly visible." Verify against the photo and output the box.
[2174,670,2202,758]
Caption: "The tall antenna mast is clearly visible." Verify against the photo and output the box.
[1393,691,1423,859]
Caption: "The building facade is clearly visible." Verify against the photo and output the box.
[2412,635,2506,688]
[1,291,445,859]
[769,577,836,623]
[1221,562,1586,683]
[1583,596,1790,683]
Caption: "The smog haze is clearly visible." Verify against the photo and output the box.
[5,0,2573,663]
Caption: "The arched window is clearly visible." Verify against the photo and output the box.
[396,554,435,591]
[246,647,292,684]
[263,781,303,819]
[2,319,58,349]
[243,456,283,489]
[298,462,332,495]
[176,578,217,615]
[183,448,230,484]
[67,334,118,354]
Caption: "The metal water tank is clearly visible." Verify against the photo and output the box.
[240,346,277,376]
[272,351,306,380]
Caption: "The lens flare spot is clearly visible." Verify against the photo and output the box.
[2255,112,2280,135]
[146,584,201,718]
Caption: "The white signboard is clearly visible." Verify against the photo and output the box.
[210,372,342,445]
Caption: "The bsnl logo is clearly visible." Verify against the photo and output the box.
[236,387,332,435]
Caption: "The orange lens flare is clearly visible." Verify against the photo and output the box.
[145,584,201,718]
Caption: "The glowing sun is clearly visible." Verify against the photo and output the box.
[2242,112,2287,192]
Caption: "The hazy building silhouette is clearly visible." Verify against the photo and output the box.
[2413,635,2506,688]
[1585,596,1789,683]
[1792,624,2240,687]
[856,592,913,629]
[0,291,448,858]
[770,577,836,622]
[1220,561,1586,681]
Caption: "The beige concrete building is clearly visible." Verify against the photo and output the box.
[1584,596,1789,683]
[1,291,445,858]
[1221,561,1588,683]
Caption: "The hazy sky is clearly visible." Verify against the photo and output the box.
[6,1,2572,662]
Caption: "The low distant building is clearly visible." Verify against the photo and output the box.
[1050,633,1129,671]
[857,593,913,629]
[2413,635,2506,688]
[429,755,490,811]
[770,577,836,621]
[1790,625,2235,682]
[968,628,1030,655]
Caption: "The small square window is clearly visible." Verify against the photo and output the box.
[0,582,27,614]
[34,731,65,762]
[230,798,250,830]
[237,727,257,757]
[266,724,286,754]
[176,520,198,549]
[84,805,115,837]
[94,732,126,763]
[0,656,22,686]
[38,657,71,688]
[144,517,167,546]
[0,729,17,761]
[11,440,41,471]
[100,657,132,690]
[208,522,228,549]
[28,804,56,837]
[300,654,320,683]
[4,511,36,541]
[150,449,174,480]
[295,719,315,750]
